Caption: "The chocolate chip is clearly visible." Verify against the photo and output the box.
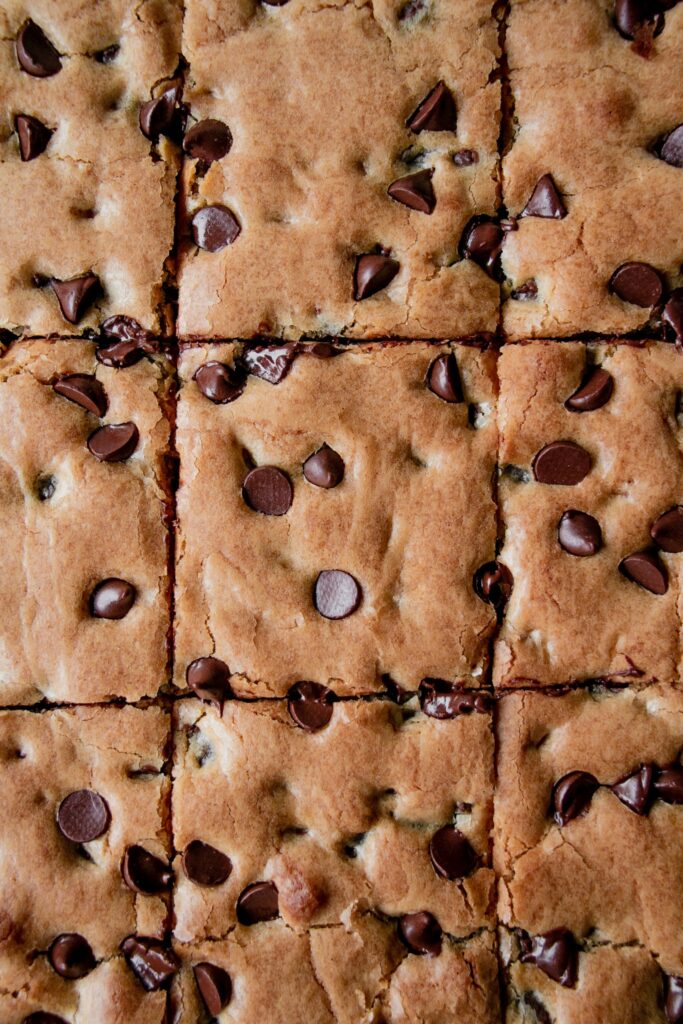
[387,169,436,214]
[609,262,664,307]
[314,570,361,619]
[15,114,53,161]
[460,217,504,277]
[398,0,429,22]
[97,316,156,368]
[429,825,478,880]
[565,367,614,412]
[50,274,100,324]
[183,119,232,163]
[407,82,456,133]
[242,466,293,515]
[473,561,513,613]
[90,578,136,619]
[664,974,683,1024]
[654,766,683,804]
[398,912,442,955]
[139,87,181,141]
[419,679,491,719]
[87,422,139,462]
[510,280,538,301]
[122,845,172,895]
[121,936,179,991]
[194,361,244,403]
[242,344,298,384]
[614,0,664,40]
[182,840,232,886]
[194,962,232,1015]
[619,550,668,594]
[426,353,463,403]
[303,445,345,488]
[95,44,119,64]
[552,771,600,826]
[519,929,578,987]
[16,20,62,77]
[57,789,110,843]
[558,510,602,557]
[611,763,655,814]
[48,933,96,979]
[532,441,592,486]
[651,506,683,552]
[663,289,683,345]
[661,125,683,167]
[453,149,479,166]
[287,680,334,731]
[36,475,56,501]
[354,253,400,300]
[191,205,241,252]
[23,1015,68,1024]
[521,174,567,219]
[186,656,232,708]
[236,881,280,924]
[53,374,108,417]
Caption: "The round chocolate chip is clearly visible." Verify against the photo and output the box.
[532,441,592,486]
[619,550,668,594]
[473,561,513,612]
[429,825,478,880]
[519,928,578,988]
[182,840,232,886]
[194,360,244,404]
[520,173,567,219]
[558,510,602,557]
[120,936,179,991]
[53,374,108,417]
[651,506,683,553]
[184,119,233,163]
[611,763,655,814]
[16,20,62,77]
[661,125,683,168]
[236,881,280,925]
[287,680,334,732]
[242,466,293,516]
[57,789,110,843]
[303,444,345,488]
[313,570,362,619]
[354,253,400,300]
[50,274,100,324]
[48,933,96,979]
[426,353,463,403]
[419,679,491,719]
[664,975,683,1024]
[15,114,53,161]
[398,912,442,956]
[460,217,504,277]
[191,205,241,252]
[609,262,664,308]
[387,169,436,214]
[87,422,139,462]
[565,367,614,412]
[406,81,456,133]
[90,578,136,619]
[194,962,232,1015]
[614,0,663,40]
[552,771,599,826]
[654,766,683,804]
[122,845,172,895]
[186,656,232,707]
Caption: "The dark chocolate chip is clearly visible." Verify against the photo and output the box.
[354,253,400,300]
[453,149,479,166]
[57,789,110,843]
[53,374,108,417]
[194,360,244,403]
[532,441,592,485]
[398,912,442,956]
[473,561,513,614]
[16,20,62,77]
[194,962,232,1015]
[565,367,614,412]
[87,422,139,462]
[15,114,53,161]
[287,680,334,732]
[387,169,436,214]
[611,763,655,814]
[50,274,100,324]
[407,82,456,133]
[121,936,179,991]
[663,289,683,345]
[182,840,232,886]
[186,656,232,708]
[619,550,668,594]
[419,679,491,719]
[95,44,119,64]
[191,205,241,252]
[398,0,429,22]
[36,475,56,501]
[426,353,463,403]
[23,1015,69,1024]
[510,280,538,301]
[521,173,567,219]
[558,510,602,557]
[609,262,664,307]
[664,974,683,1024]
[122,845,172,895]
[242,344,298,384]
[139,86,180,141]
[313,570,362,619]
[97,316,156,367]
[183,119,232,163]
[236,881,280,924]
[48,933,96,979]
[552,771,600,826]
[242,466,293,515]
[303,444,345,488]
[429,825,478,880]
[614,0,664,40]
[520,928,578,987]
[661,125,683,167]
[90,578,136,619]
[460,217,504,277]
[654,766,683,804]
[651,506,683,552]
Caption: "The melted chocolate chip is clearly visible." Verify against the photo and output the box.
[139,86,182,142]
[552,771,600,826]
[16,20,62,77]
[565,367,614,412]
[614,0,664,40]
[651,506,683,552]
[53,374,108,417]
[97,316,156,367]
[354,253,400,300]
[387,169,436,214]
[664,974,683,1024]
[194,360,244,403]
[23,1014,69,1024]
[87,422,139,462]
[236,881,280,924]
[419,679,491,719]
[520,928,578,987]
[398,912,442,955]
[242,466,293,515]
[473,561,513,613]
[426,353,463,403]
[48,933,96,979]
[619,550,668,594]
[15,114,53,161]
[510,280,538,301]
[453,148,479,166]
[407,82,456,133]
[186,656,232,708]
[194,962,232,1015]
[57,789,110,843]
[182,840,232,886]
[242,344,298,384]
[460,216,504,277]
[654,766,683,804]
[521,174,567,218]
[313,570,362,619]
[95,44,119,64]
[90,578,136,619]
[183,119,233,163]
[609,262,664,307]
[611,763,655,814]
[287,681,335,732]
[191,205,241,251]
[121,936,179,991]
[558,510,602,557]
[532,441,592,485]
[661,125,683,167]
[36,475,56,501]
[429,825,478,880]
[50,274,100,324]
[122,845,172,894]
[663,289,683,345]
[303,445,345,488]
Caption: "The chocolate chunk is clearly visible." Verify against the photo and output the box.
[48,933,96,979]
[661,125,683,167]
[184,119,233,163]
[398,912,442,956]
[194,360,244,403]
[565,367,614,412]
[287,680,334,732]
[194,962,232,1015]
[663,289,683,345]
[90,578,136,619]
[460,217,504,277]
[354,253,400,300]
[87,422,139,462]
[57,789,110,843]
[15,114,53,161]
[419,679,491,719]
[191,205,241,252]
[552,771,599,826]
[510,280,538,301]
[609,262,664,307]
[182,840,232,886]
[387,169,436,214]
[50,274,100,324]
[303,444,345,488]
[614,0,663,40]
[520,928,578,987]
[664,974,683,1024]
[532,441,592,486]
[651,506,683,552]
[521,174,567,219]
[611,763,655,814]
[242,466,293,515]
[654,766,683,804]
[97,316,156,367]
[139,86,181,141]
[23,1015,69,1024]
[473,561,513,613]
[619,550,668,594]
[53,374,107,417]
[314,570,362,619]
[121,936,179,991]
[242,344,298,384]
[236,881,280,924]
[429,825,478,879]
[186,656,232,708]
[453,149,479,166]
[122,845,172,894]
[407,82,456,133]
[426,353,463,403]
[16,20,62,77]
[558,510,602,557]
